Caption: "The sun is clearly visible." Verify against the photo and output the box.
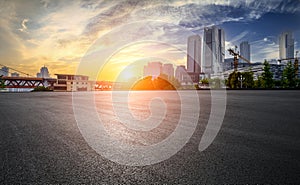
[118,67,136,82]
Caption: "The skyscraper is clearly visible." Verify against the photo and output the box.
[203,26,225,76]
[175,65,187,83]
[0,66,9,77]
[162,63,174,79]
[279,31,294,59]
[187,35,201,73]
[37,66,50,78]
[143,62,162,78]
[240,41,250,63]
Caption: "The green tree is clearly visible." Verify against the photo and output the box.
[274,80,282,88]
[209,78,223,89]
[201,78,209,86]
[296,79,300,88]
[254,76,263,88]
[282,61,296,88]
[261,60,274,88]
[227,71,254,89]
[32,86,52,91]
[227,71,240,88]
[241,71,254,88]
[0,75,5,89]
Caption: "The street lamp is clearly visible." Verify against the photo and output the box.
[238,73,244,88]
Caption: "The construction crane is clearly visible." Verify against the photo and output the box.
[277,50,299,77]
[228,46,251,71]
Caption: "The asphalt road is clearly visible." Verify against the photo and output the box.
[0,90,300,184]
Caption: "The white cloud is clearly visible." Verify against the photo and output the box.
[230,31,249,43]
[251,38,279,62]
[18,19,29,33]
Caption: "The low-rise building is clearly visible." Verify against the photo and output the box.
[53,74,94,91]
[11,72,19,77]
[223,63,296,81]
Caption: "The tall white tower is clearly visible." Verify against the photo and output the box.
[203,26,225,76]
[240,41,250,63]
[279,31,294,59]
[187,35,201,73]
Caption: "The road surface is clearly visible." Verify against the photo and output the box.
[0,90,300,184]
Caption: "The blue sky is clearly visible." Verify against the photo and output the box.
[221,11,300,61]
[0,0,299,78]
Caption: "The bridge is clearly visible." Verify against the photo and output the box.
[0,76,56,89]
[0,64,124,91]
[0,64,57,90]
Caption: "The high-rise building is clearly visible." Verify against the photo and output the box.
[187,35,202,83]
[37,66,50,78]
[162,63,174,79]
[175,65,187,83]
[0,66,9,77]
[143,62,162,78]
[187,35,201,73]
[203,26,225,76]
[240,41,250,63]
[279,31,294,59]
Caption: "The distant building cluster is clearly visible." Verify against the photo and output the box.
[172,26,226,84]
[143,62,175,80]
[179,26,297,83]
[174,26,225,83]
[142,26,227,84]
[0,66,20,77]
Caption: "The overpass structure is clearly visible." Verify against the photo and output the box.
[0,76,56,89]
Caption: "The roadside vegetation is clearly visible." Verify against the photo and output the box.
[225,60,300,89]
[32,86,53,92]
[0,76,5,90]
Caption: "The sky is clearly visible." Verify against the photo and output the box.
[0,0,299,81]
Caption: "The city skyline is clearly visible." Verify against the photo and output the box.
[0,1,299,81]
